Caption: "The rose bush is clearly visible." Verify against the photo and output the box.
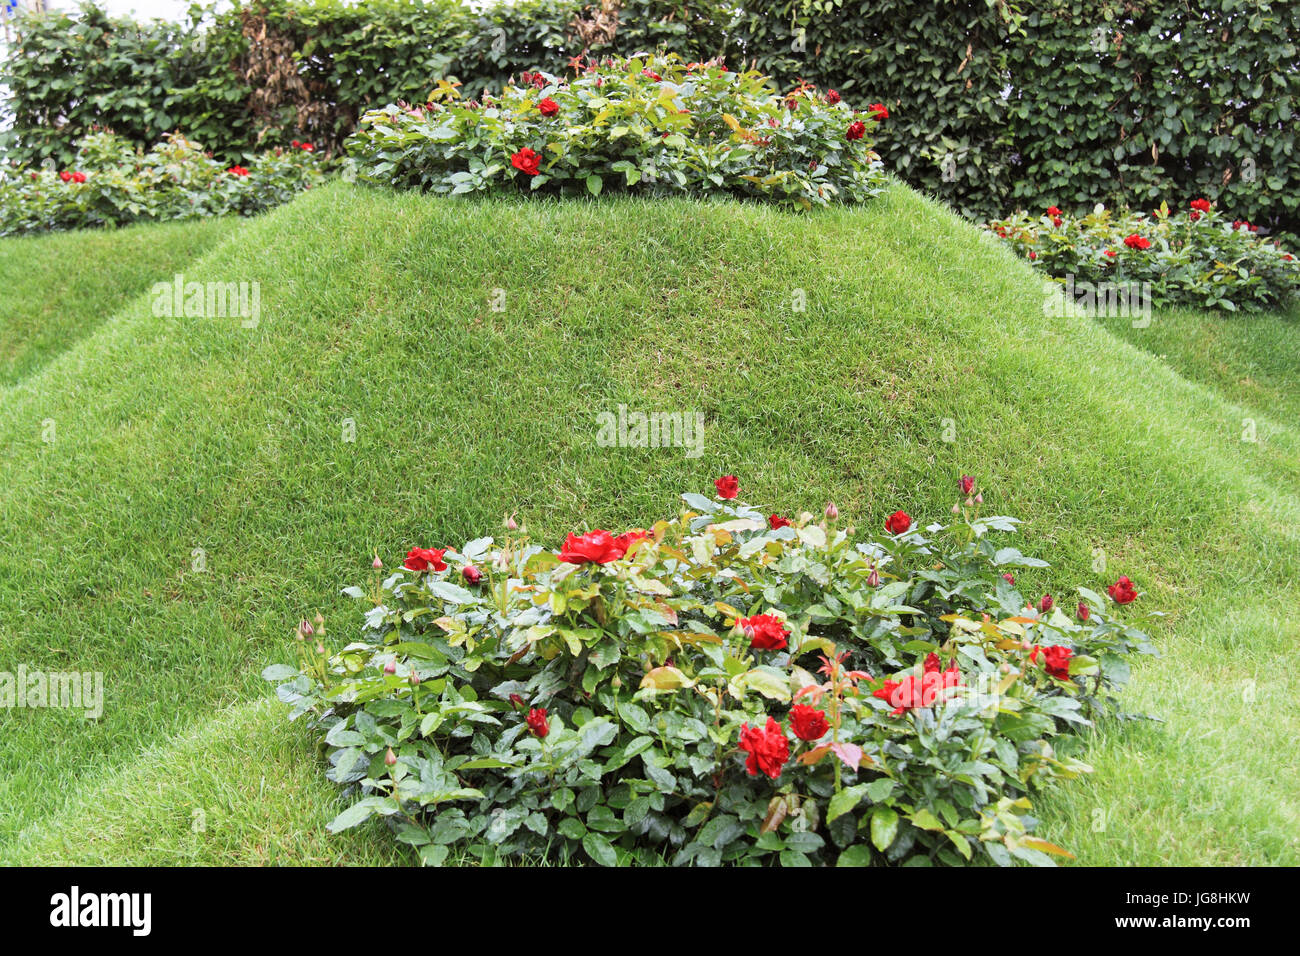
[0,132,325,237]
[986,199,1300,311]
[345,54,888,210]
[266,476,1156,867]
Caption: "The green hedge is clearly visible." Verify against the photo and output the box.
[3,0,1298,237]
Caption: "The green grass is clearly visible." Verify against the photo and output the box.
[0,218,240,386]
[2,182,1298,866]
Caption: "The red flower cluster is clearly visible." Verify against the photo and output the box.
[1032,644,1073,680]
[738,613,789,651]
[58,171,87,183]
[867,103,889,119]
[788,704,829,742]
[557,529,649,565]
[873,661,963,716]
[884,510,911,535]
[290,140,315,152]
[404,547,447,572]
[511,147,542,176]
[1190,198,1211,213]
[1108,575,1138,604]
[227,165,250,177]
[714,474,739,499]
[1123,234,1152,250]
[738,716,789,778]
[526,707,549,738]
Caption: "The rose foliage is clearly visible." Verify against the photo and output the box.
[0,131,325,237]
[266,482,1155,867]
[345,54,888,210]
[986,199,1300,311]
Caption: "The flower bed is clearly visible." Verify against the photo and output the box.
[345,54,888,209]
[265,476,1155,867]
[0,132,325,237]
[986,200,1300,311]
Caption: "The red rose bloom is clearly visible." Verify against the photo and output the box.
[526,707,549,738]
[1104,249,1117,257]
[1077,601,1090,622]
[299,142,315,152]
[1108,575,1138,604]
[924,652,941,674]
[714,475,739,499]
[884,510,912,535]
[404,547,448,572]
[1190,198,1211,213]
[867,103,889,119]
[959,475,975,495]
[1052,215,1063,227]
[846,120,866,141]
[1032,645,1073,680]
[71,172,87,183]
[511,147,542,176]
[738,717,789,778]
[558,529,624,564]
[1123,234,1152,250]
[1046,206,1062,216]
[768,514,792,530]
[462,564,484,585]
[1038,593,1054,614]
[1002,572,1015,585]
[738,613,789,651]
[826,89,841,104]
[788,704,830,742]
[227,165,249,177]
[59,171,72,182]
[1189,210,1201,221]
[538,97,560,117]
[1028,250,1037,260]
[873,664,962,716]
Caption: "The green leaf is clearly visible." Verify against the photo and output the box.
[826,784,868,823]
[585,173,603,196]
[582,831,618,866]
[870,806,899,851]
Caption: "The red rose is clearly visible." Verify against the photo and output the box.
[227,165,249,177]
[462,564,484,585]
[1002,572,1015,585]
[867,103,889,119]
[959,475,975,495]
[768,514,792,530]
[509,693,526,709]
[1028,250,1037,260]
[300,142,314,152]
[788,704,829,742]
[291,140,300,148]
[1077,601,1090,622]
[1038,593,1054,614]
[1104,249,1117,257]
[1032,645,1073,680]
[846,120,866,141]
[873,665,962,716]
[923,652,941,674]
[71,172,87,184]
[1052,215,1063,227]
[511,147,542,176]
[59,171,72,182]
[738,613,789,651]
[826,89,841,105]
[613,529,650,555]
[1189,210,1201,221]
[559,529,625,564]
[538,97,560,117]
[1123,234,1152,250]
[1107,575,1138,604]
[526,707,549,738]
[738,716,789,778]
[1046,206,1062,216]
[714,475,739,499]
[884,510,911,535]
[641,69,662,81]
[404,547,448,572]
[1190,198,1211,213]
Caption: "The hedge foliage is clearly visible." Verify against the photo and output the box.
[3,0,1298,236]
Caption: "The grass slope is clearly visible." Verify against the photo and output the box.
[2,183,1297,865]
[0,218,240,386]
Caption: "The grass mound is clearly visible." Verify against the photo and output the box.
[1,182,1297,865]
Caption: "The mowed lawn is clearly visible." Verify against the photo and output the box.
[1,183,1297,865]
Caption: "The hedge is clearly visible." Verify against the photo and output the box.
[3,0,1298,237]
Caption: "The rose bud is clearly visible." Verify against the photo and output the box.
[408,669,420,686]
[504,513,518,531]
[1077,602,1090,622]
[509,693,526,710]
[383,659,397,675]
[825,502,839,520]
[952,503,960,514]
[1020,640,1032,651]
[1002,572,1015,585]
[1038,594,1054,614]
[298,619,314,638]
[1000,663,1011,674]
[974,493,983,504]
[867,567,881,587]
[462,564,484,585]
[384,747,398,767]
[959,475,975,495]
[372,554,383,569]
